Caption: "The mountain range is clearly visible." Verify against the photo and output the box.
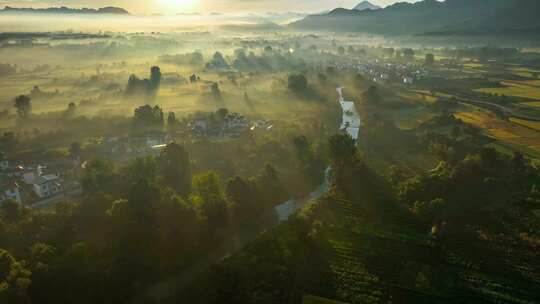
[289,0,540,36]
[0,6,130,15]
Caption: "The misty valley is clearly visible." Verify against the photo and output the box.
[1,1,540,303]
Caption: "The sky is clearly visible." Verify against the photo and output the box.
[0,0,420,14]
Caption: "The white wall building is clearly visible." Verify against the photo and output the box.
[33,174,63,198]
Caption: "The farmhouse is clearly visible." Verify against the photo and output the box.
[33,174,64,198]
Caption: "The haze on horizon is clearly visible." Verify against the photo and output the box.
[0,0,419,14]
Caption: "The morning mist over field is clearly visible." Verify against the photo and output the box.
[1,1,540,304]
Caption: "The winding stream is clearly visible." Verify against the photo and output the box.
[274,87,361,221]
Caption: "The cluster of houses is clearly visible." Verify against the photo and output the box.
[330,60,429,85]
[0,154,64,206]
[90,134,172,158]
[189,111,251,138]
[355,61,428,85]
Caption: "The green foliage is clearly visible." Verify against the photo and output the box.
[132,105,164,129]
[157,143,191,197]
[0,249,31,304]
[227,176,257,225]
[425,53,435,65]
[363,85,380,103]
[13,95,31,119]
[81,158,117,195]
[192,171,228,228]
[0,200,24,223]
[288,74,308,95]
[69,142,81,159]
[403,48,415,60]
[206,52,230,70]
[328,134,357,175]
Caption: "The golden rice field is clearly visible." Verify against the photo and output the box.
[399,90,438,104]
[455,106,540,157]
[476,81,540,100]
[522,101,540,108]
[509,117,540,131]
[509,67,540,78]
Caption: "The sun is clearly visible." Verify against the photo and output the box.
[158,0,198,11]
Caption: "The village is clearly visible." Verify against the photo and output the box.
[0,108,270,208]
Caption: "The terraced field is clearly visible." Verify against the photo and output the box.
[476,81,540,100]
[455,106,540,157]
[313,196,540,304]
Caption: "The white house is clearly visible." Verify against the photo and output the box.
[33,174,63,198]
[0,182,22,204]
[403,76,414,84]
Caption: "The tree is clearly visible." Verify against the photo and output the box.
[0,249,31,304]
[192,171,228,228]
[387,165,405,185]
[413,198,446,222]
[337,46,345,56]
[148,66,161,96]
[252,164,289,208]
[363,85,380,103]
[157,143,191,197]
[403,48,415,60]
[288,74,308,95]
[226,176,256,224]
[450,126,461,139]
[425,53,435,65]
[293,135,313,165]
[65,102,77,117]
[69,142,82,160]
[512,151,527,173]
[210,82,223,101]
[119,157,158,193]
[383,47,395,58]
[13,95,31,119]
[0,132,17,152]
[206,52,229,70]
[133,105,164,129]
[127,178,160,222]
[81,158,117,195]
[167,112,178,129]
[0,199,23,223]
[216,108,229,122]
[328,134,357,186]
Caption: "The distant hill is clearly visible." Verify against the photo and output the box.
[0,6,130,15]
[289,0,540,36]
[353,1,381,11]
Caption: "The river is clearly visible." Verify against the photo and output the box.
[274,87,361,221]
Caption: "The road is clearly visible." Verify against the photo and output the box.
[134,87,362,303]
